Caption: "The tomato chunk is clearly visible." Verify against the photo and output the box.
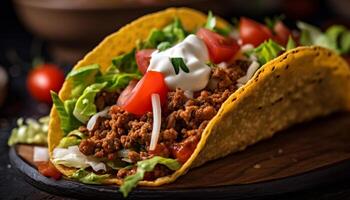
[136,49,155,74]
[197,28,240,64]
[120,71,168,116]
[37,161,62,180]
[272,21,291,46]
[171,136,199,164]
[239,17,272,47]
[149,143,170,158]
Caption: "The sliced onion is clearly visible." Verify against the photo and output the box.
[117,149,130,158]
[33,146,49,162]
[240,44,254,53]
[217,62,228,69]
[149,94,161,151]
[184,90,193,99]
[237,61,260,87]
[86,107,110,131]
[53,146,106,172]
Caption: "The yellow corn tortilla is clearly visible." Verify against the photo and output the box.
[48,7,350,187]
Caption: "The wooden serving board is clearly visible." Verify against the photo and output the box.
[10,112,350,199]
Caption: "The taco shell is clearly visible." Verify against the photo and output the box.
[48,7,350,186]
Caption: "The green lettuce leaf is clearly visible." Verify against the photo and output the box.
[325,25,350,54]
[296,22,350,54]
[139,18,188,51]
[111,49,139,74]
[205,11,216,30]
[96,73,141,91]
[73,82,108,123]
[8,116,49,146]
[66,64,101,98]
[204,11,231,36]
[70,169,110,184]
[51,92,82,134]
[57,130,86,148]
[57,136,81,148]
[249,39,285,65]
[119,156,181,197]
[286,36,296,50]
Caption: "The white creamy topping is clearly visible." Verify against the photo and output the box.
[147,34,211,92]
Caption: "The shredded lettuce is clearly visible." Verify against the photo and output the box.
[51,92,82,134]
[111,49,139,74]
[325,25,350,54]
[106,160,130,170]
[73,82,108,123]
[286,36,296,50]
[297,21,350,54]
[53,145,106,171]
[57,130,86,148]
[66,64,100,79]
[205,11,216,30]
[204,11,231,36]
[70,169,110,184]
[138,18,188,51]
[96,73,140,91]
[247,39,285,65]
[66,64,101,98]
[119,156,181,197]
[8,116,49,146]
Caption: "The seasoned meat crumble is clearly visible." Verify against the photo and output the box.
[78,60,248,179]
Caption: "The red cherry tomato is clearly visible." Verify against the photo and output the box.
[239,17,272,47]
[136,49,155,74]
[197,28,240,64]
[119,71,168,116]
[171,136,199,164]
[37,161,62,180]
[27,64,65,103]
[272,21,291,46]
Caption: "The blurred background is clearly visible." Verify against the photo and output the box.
[0,0,350,127]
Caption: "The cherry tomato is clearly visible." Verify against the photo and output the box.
[119,71,168,116]
[27,64,65,103]
[272,21,291,46]
[171,136,199,164]
[37,161,62,180]
[239,17,272,47]
[197,28,240,64]
[136,49,155,74]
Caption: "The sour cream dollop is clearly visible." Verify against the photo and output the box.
[147,34,211,92]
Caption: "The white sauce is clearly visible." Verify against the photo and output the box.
[148,34,211,92]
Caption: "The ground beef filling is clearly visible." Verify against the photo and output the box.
[78,61,248,180]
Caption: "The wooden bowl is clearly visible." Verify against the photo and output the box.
[12,0,210,64]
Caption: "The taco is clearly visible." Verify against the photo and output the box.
[47,7,350,197]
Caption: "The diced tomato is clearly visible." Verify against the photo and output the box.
[171,136,199,164]
[196,28,240,64]
[239,17,272,47]
[149,143,170,158]
[136,49,155,74]
[272,21,291,46]
[120,71,168,116]
[117,80,138,106]
[37,161,62,180]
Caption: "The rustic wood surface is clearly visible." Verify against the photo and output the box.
[8,112,350,200]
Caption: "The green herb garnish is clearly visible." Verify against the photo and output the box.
[170,57,189,74]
